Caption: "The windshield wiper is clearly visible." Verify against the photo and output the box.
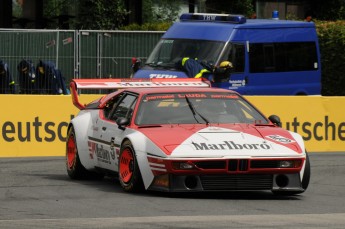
[254,122,274,126]
[184,95,210,125]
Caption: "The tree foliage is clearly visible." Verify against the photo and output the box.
[121,0,181,30]
[74,0,129,30]
[142,0,182,23]
[306,0,345,20]
[42,0,75,29]
[205,0,254,17]
[20,0,129,29]
[316,20,345,96]
[120,22,172,31]
[14,0,182,29]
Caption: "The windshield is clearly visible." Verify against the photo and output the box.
[145,39,225,68]
[135,92,268,125]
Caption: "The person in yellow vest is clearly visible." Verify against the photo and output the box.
[177,57,233,82]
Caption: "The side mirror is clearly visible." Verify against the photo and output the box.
[268,115,282,127]
[116,117,130,130]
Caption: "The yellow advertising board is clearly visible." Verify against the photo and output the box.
[246,96,345,152]
[0,95,344,157]
[0,95,98,157]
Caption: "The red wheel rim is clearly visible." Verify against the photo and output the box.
[67,134,76,170]
[119,148,134,183]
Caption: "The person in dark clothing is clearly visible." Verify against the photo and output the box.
[0,60,15,94]
[177,57,233,82]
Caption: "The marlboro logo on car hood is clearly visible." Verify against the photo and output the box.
[138,124,303,158]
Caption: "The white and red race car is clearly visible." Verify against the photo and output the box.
[66,78,310,195]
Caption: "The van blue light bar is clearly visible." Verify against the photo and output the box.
[180,13,246,24]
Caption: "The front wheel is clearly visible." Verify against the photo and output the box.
[118,140,144,192]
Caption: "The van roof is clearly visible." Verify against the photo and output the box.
[243,19,315,28]
[162,19,316,42]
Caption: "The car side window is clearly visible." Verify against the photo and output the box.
[109,94,137,121]
[104,94,124,119]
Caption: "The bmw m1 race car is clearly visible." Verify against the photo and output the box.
[66,78,310,195]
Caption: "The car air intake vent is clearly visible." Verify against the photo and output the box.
[200,174,273,190]
[251,160,280,168]
[194,161,226,169]
[239,159,248,171]
[228,159,249,171]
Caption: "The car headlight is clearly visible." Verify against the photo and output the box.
[172,162,196,170]
[279,160,302,168]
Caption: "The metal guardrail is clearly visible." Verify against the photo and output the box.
[0,29,164,94]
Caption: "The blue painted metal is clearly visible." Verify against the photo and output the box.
[134,14,321,95]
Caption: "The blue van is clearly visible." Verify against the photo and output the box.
[132,13,321,95]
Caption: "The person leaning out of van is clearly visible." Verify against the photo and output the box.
[177,57,233,82]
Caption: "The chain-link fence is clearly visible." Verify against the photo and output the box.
[0,29,163,94]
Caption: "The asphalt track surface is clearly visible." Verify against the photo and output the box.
[0,152,345,229]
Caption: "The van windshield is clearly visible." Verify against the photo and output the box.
[145,39,224,68]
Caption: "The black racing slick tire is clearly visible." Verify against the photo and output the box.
[66,126,104,180]
[272,151,311,196]
[118,140,144,192]
[301,151,311,190]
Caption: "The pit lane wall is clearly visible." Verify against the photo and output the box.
[0,95,344,157]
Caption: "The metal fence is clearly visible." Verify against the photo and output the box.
[0,29,164,94]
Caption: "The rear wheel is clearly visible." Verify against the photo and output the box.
[118,140,144,192]
[272,151,311,196]
[66,126,104,180]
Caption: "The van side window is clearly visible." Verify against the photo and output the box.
[222,43,245,73]
[249,42,318,73]
[231,44,245,73]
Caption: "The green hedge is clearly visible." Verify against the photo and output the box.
[316,20,345,96]
[120,22,172,31]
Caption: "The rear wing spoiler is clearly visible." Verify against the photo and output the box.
[70,78,211,110]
